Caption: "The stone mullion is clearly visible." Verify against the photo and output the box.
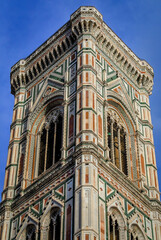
[113,222,115,240]
[60,211,64,240]
[118,127,122,171]
[126,133,131,178]
[120,226,126,240]
[35,132,41,178]
[41,226,49,240]
[35,227,39,240]
[124,133,128,175]
[111,121,114,164]
[61,102,67,162]
[52,220,56,240]
[128,230,131,240]
[44,128,49,171]
[53,122,57,165]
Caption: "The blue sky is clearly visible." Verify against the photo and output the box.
[0,0,161,199]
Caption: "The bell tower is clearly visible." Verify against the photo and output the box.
[0,6,161,240]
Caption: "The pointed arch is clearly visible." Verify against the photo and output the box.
[17,75,20,86]
[45,55,49,66]
[53,49,58,59]
[128,212,147,240]
[48,207,61,240]
[26,224,36,240]
[41,59,46,70]
[25,74,29,84]
[49,52,54,62]
[29,70,33,80]
[66,37,70,48]
[108,206,126,240]
[57,45,62,56]
[62,41,66,52]
[78,22,83,33]
[23,91,64,185]
[130,223,146,240]
[107,88,139,180]
[37,62,41,73]
[33,66,37,77]
[40,198,63,240]
[16,215,38,240]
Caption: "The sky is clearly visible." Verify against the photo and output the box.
[0,0,161,200]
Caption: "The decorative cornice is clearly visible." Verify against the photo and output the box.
[10,6,154,95]
[70,7,153,94]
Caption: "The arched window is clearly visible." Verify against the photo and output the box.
[55,115,63,162]
[39,128,46,175]
[115,220,119,240]
[113,122,119,169]
[109,216,120,240]
[120,128,127,175]
[109,215,113,239]
[48,207,61,240]
[108,207,126,240]
[26,224,36,240]
[107,115,128,175]
[38,113,63,176]
[130,233,138,240]
[130,224,145,240]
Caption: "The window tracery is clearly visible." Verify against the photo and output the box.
[109,215,120,240]
[38,109,63,176]
[108,208,126,240]
[130,233,138,240]
[26,224,36,240]
[107,110,128,175]
[48,207,61,240]
[129,224,146,240]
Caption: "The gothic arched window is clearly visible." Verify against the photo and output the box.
[48,207,61,240]
[26,224,36,240]
[107,114,128,175]
[130,224,145,240]
[109,216,120,240]
[38,112,63,176]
